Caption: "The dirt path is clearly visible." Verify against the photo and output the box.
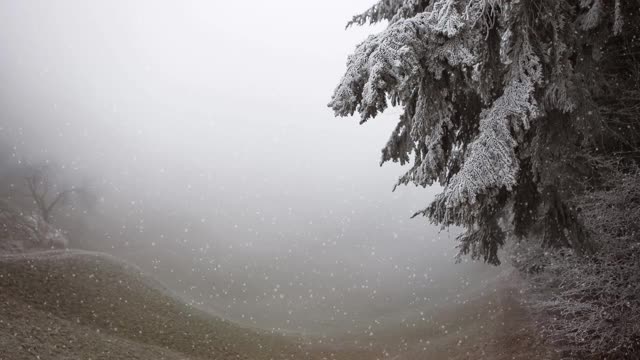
[306,271,557,360]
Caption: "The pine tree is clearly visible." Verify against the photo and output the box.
[329,0,637,264]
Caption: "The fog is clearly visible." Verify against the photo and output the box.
[0,0,497,337]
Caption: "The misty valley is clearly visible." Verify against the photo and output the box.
[1,1,640,359]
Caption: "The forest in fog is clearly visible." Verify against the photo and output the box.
[1,1,640,359]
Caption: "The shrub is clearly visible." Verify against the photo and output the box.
[511,162,640,358]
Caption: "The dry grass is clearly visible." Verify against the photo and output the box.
[0,250,309,360]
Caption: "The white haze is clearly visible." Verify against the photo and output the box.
[0,0,498,335]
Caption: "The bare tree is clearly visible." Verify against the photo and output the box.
[1,200,61,250]
[23,165,90,224]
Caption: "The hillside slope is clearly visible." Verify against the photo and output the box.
[0,251,305,360]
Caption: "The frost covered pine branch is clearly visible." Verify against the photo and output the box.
[329,0,627,264]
